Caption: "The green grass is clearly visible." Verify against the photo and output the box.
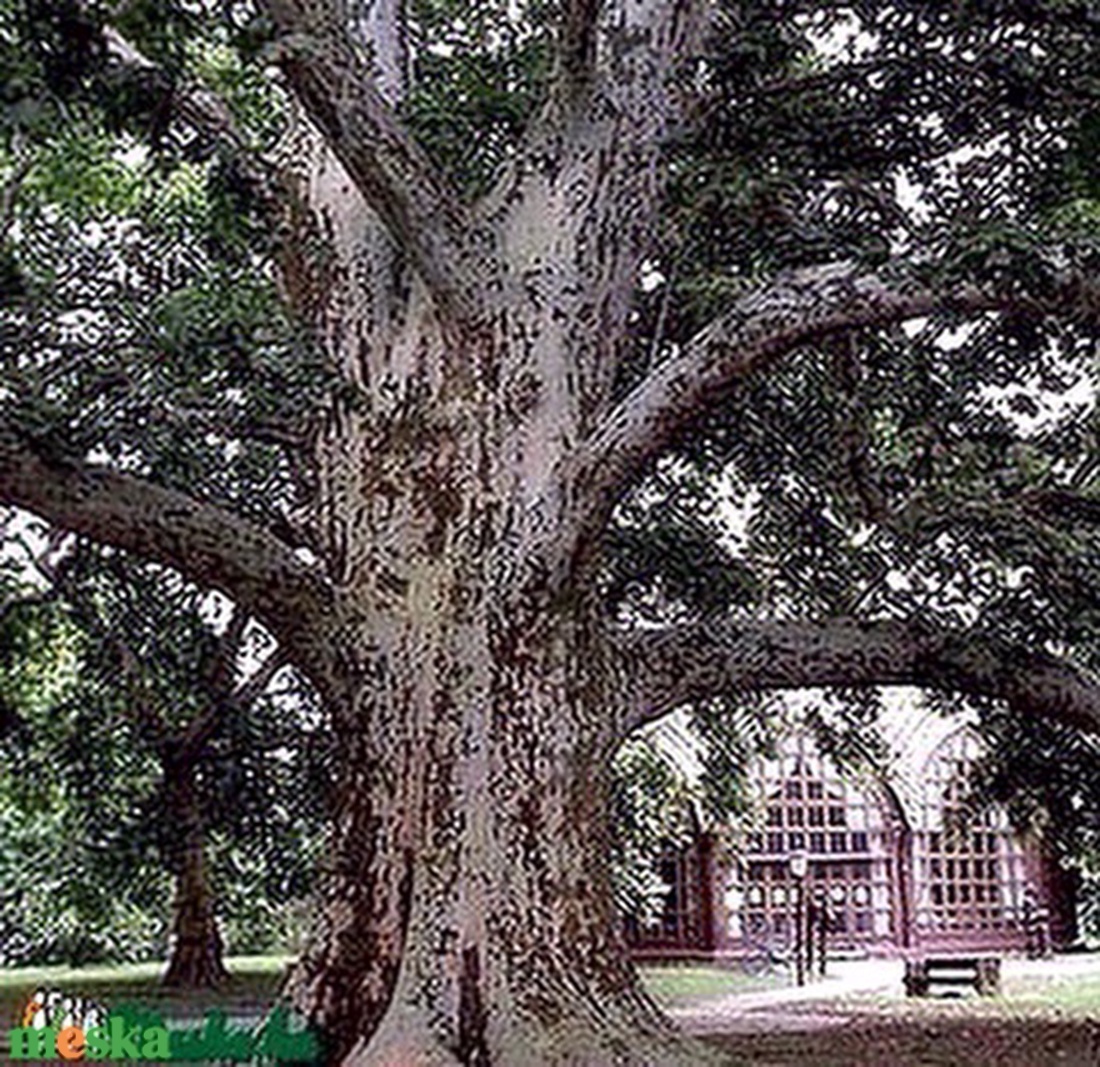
[808,970,1100,1023]
[934,972,1100,1016]
[0,956,288,1031]
[1002,973,1100,1013]
[0,957,781,1022]
[639,964,785,1002]
[3,956,1098,1026]
[0,954,288,992]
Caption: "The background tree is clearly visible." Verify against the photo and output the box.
[966,696,1100,939]
[1,2,1100,1064]
[0,531,331,983]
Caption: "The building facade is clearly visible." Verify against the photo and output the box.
[626,708,1077,961]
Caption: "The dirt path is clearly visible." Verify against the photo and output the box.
[701,1014,1100,1066]
[676,955,1100,1065]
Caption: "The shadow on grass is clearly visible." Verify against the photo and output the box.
[0,955,288,1033]
[3,958,1099,1066]
[702,1015,1100,1066]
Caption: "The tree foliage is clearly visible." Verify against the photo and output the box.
[0,536,332,967]
[2,0,1100,1060]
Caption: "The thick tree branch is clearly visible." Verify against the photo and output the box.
[230,646,289,713]
[576,258,1100,518]
[205,603,249,694]
[1016,487,1100,527]
[0,424,333,650]
[882,486,1100,559]
[555,0,602,98]
[182,646,288,755]
[614,616,1100,738]
[262,0,488,322]
[485,0,704,419]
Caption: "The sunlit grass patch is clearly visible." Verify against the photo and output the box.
[640,964,785,1002]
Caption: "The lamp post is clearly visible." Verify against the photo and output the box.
[724,880,743,938]
[790,850,808,986]
[813,887,827,978]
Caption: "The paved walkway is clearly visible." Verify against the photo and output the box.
[667,959,900,1033]
[667,953,1100,1035]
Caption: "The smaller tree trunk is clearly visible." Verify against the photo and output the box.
[162,753,229,989]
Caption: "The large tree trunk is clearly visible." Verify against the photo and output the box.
[289,607,724,1065]
[280,379,726,1063]
[9,4,1100,1066]
[283,720,414,1052]
[242,5,721,1057]
[162,758,229,990]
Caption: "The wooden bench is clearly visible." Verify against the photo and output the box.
[904,956,1001,997]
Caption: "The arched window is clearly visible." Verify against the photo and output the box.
[912,729,1031,940]
[731,734,896,951]
[653,839,709,947]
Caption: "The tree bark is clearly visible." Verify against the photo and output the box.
[272,300,727,1059]
[576,258,1100,521]
[161,754,228,990]
[11,3,1100,1063]
[285,602,723,1065]
[0,421,335,679]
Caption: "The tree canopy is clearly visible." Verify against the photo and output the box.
[2,1,1100,1063]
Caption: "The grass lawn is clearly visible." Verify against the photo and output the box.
[3,957,1097,1015]
[0,957,780,1016]
[827,971,1100,1021]
[0,955,288,1032]
[1003,971,1100,1014]
[639,964,785,1002]
[2,956,1098,1066]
